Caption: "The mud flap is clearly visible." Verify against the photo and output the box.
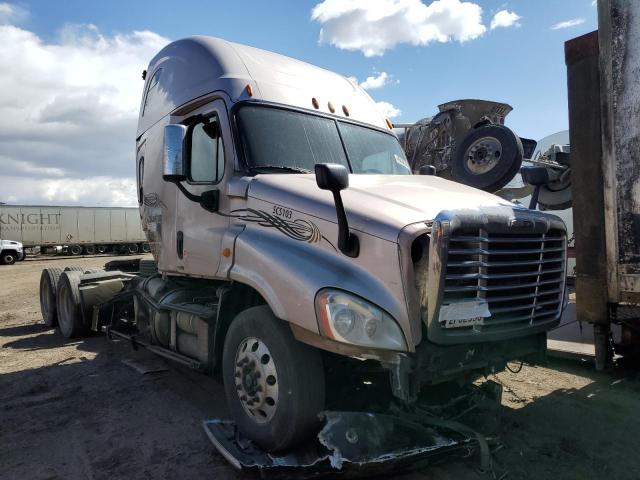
[203,411,474,478]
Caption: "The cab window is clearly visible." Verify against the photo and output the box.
[188,116,225,183]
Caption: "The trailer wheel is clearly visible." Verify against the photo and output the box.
[56,271,86,338]
[1,252,17,265]
[141,243,151,253]
[96,245,108,254]
[126,244,139,255]
[40,268,63,327]
[69,245,83,256]
[222,305,325,452]
[84,245,96,255]
[452,124,523,192]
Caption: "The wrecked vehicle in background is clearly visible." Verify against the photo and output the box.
[396,99,538,192]
[38,37,568,471]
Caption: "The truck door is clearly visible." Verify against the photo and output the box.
[176,99,231,277]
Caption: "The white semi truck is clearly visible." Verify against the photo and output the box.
[0,239,23,265]
[39,37,567,454]
[0,205,148,256]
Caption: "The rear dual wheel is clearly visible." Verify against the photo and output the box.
[222,306,325,452]
[56,271,87,338]
[40,268,63,327]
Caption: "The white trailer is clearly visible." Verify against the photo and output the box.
[0,205,148,256]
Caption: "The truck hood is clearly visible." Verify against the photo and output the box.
[247,174,523,242]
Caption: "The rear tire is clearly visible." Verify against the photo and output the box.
[141,243,151,253]
[96,245,108,254]
[222,305,325,452]
[126,243,139,254]
[40,268,63,327]
[84,245,96,255]
[69,245,83,256]
[56,271,86,338]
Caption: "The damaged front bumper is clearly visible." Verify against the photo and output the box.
[203,411,474,478]
[386,333,546,402]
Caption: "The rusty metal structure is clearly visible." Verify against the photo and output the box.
[567,1,640,368]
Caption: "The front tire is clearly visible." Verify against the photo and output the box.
[1,252,16,265]
[222,306,325,451]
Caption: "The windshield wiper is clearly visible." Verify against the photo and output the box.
[250,165,312,174]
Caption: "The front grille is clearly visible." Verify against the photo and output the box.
[442,227,566,331]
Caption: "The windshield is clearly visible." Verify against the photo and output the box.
[236,105,412,175]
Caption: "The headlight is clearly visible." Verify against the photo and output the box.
[315,289,407,351]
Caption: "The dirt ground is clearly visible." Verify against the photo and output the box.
[1,256,639,480]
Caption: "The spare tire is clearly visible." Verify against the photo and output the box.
[451,124,523,192]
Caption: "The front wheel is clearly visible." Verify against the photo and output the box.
[1,252,16,265]
[222,305,325,452]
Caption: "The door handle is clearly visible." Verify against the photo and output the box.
[177,231,184,259]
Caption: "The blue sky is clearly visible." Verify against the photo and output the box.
[23,0,597,138]
[0,0,597,205]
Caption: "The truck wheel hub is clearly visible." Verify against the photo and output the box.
[234,337,279,424]
[465,136,502,174]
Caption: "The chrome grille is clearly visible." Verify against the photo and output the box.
[442,228,566,331]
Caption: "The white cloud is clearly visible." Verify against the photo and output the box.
[350,71,396,90]
[0,12,169,206]
[311,0,487,57]
[375,101,401,118]
[0,2,27,24]
[551,18,585,30]
[490,10,521,30]
[361,71,394,90]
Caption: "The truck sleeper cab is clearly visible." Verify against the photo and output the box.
[41,36,567,452]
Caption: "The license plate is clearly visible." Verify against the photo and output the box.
[444,316,485,328]
[440,300,490,329]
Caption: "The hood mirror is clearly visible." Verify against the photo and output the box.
[315,163,359,258]
[419,165,437,176]
[163,124,187,181]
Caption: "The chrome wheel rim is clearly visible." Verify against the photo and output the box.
[234,337,279,424]
[465,136,502,174]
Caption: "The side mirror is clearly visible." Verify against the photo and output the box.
[520,166,550,210]
[418,165,437,176]
[315,163,359,257]
[315,163,349,191]
[163,124,187,181]
[162,124,219,213]
[521,166,549,186]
